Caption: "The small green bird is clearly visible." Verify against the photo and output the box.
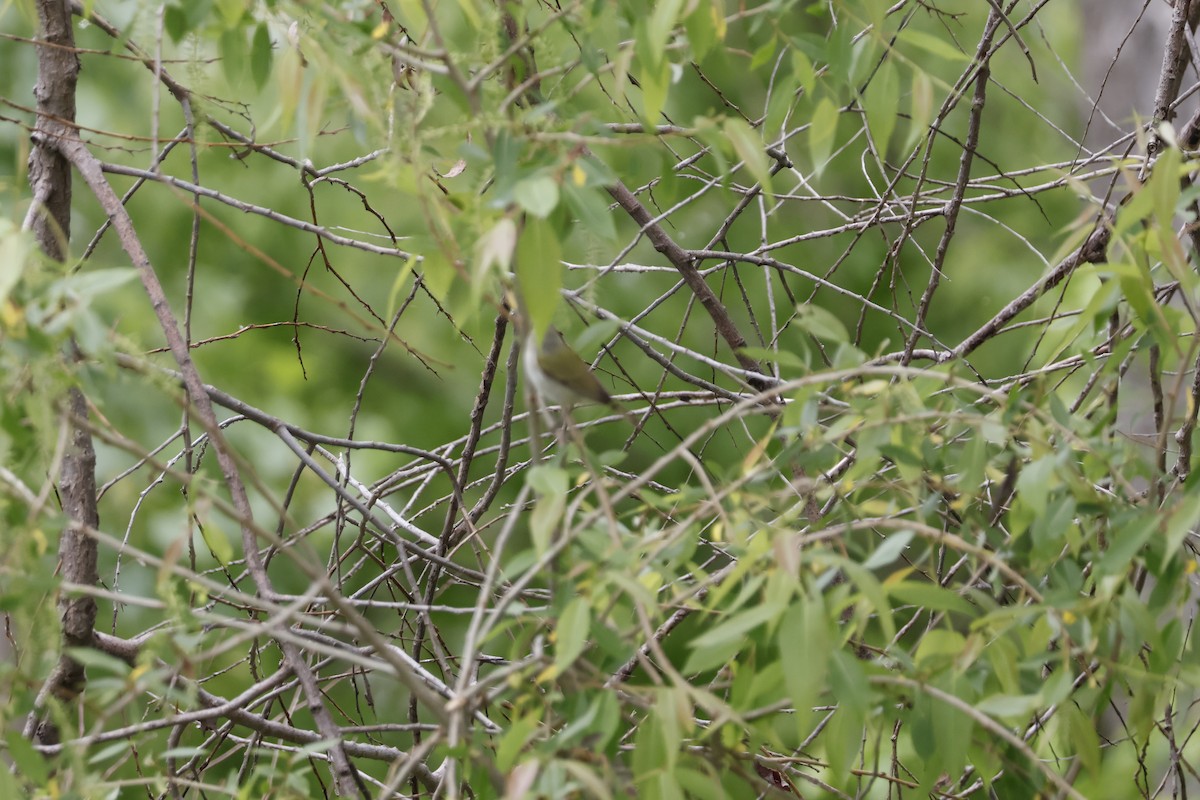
[522,324,621,412]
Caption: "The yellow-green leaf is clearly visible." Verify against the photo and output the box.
[864,60,899,156]
[200,522,234,566]
[552,597,591,675]
[779,597,831,742]
[722,117,772,199]
[906,70,933,150]
[516,217,563,338]
[792,48,815,97]
[684,0,724,62]
[0,220,31,308]
[638,59,671,127]
[795,302,847,342]
[899,29,968,62]
[646,0,686,63]
[809,97,839,174]
[514,173,560,219]
[527,465,567,555]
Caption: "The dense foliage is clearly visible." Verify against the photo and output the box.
[3,0,1200,797]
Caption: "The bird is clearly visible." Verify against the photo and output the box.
[522,324,624,414]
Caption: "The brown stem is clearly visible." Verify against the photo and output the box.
[39,127,365,797]
[23,0,99,751]
[605,180,774,392]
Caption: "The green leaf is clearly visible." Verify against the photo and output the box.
[684,0,725,63]
[1165,488,1200,567]
[215,0,244,28]
[1147,138,1183,233]
[200,521,234,566]
[1113,182,1155,238]
[824,669,866,782]
[1094,513,1156,577]
[956,433,987,502]
[1039,666,1073,706]
[632,710,668,791]
[5,731,48,786]
[572,320,620,361]
[514,173,561,219]
[722,117,772,199]
[561,761,617,800]
[970,740,1003,792]
[729,654,781,710]
[250,23,273,90]
[651,770,686,800]
[646,0,686,64]
[984,633,1020,694]
[749,37,777,71]
[808,97,839,174]
[57,267,137,299]
[778,597,831,741]
[551,596,591,676]
[552,693,616,751]
[1126,674,1158,742]
[562,180,617,241]
[490,129,523,200]
[0,220,31,308]
[1151,619,1185,673]
[763,75,795,141]
[792,47,815,97]
[496,711,541,772]
[823,24,855,91]
[527,464,568,555]
[795,303,847,342]
[638,59,671,127]
[863,60,899,156]
[862,529,913,570]
[674,765,728,800]
[575,154,617,186]
[1030,495,1075,562]
[88,741,136,765]
[910,689,937,760]
[418,249,454,304]
[63,646,132,675]
[1107,260,1171,348]
[838,560,896,641]
[913,629,965,669]
[1015,455,1056,516]
[974,692,1041,720]
[1035,273,1120,367]
[453,0,482,28]
[1063,702,1101,777]
[655,688,688,772]
[886,581,975,617]
[164,5,189,42]
[220,27,247,85]
[688,601,781,654]
[516,216,563,338]
[929,675,972,780]
[898,29,968,62]
[906,70,933,150]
